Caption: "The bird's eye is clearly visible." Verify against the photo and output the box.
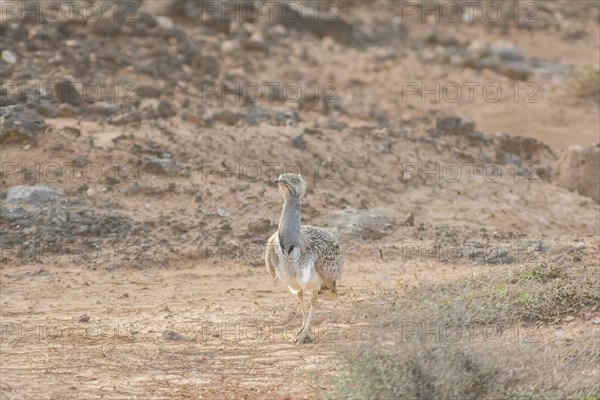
[292,179,299,184]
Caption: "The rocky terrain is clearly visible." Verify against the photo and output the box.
[1,0,599,398]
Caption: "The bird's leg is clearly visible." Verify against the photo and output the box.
[294,292,317,344]
[296,291,308,335]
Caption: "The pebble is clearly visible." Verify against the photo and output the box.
[217,208,230,217]
[78,314,90,323]
[1,50,16,64]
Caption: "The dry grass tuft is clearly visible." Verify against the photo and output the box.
[327,257,600,399]
[569,65,600,97]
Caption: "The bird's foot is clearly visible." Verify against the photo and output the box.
[293,330,314,344]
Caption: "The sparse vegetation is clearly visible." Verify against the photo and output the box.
[328,259,600,399]
[392,262,599,325]
[569,65,600,97]
[329,343,510,400]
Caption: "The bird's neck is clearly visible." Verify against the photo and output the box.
[278,196,302,255]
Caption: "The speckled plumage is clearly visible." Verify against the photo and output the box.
[264,173,343,344]
[265,225,344,293]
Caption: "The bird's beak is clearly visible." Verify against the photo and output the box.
[273,179,282,184]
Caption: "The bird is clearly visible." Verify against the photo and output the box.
[265,173,344,344]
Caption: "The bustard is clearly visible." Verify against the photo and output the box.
[265,173,344,344]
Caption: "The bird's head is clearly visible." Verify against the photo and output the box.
[274,173,307,199]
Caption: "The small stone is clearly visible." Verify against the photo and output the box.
[86,102,119,117]
[303,127,321,135]
[6,184,63,204]
[1,50,17,64]
[56,81,83,106]
[74,225,89,235]
[202,108,242,126]
[404,212,415,227]
[137,84,162,99]
[564,315,575,322]
[217,208,230,217]
[221,40,240,53]
[108,111,142,126]
[0,105,47,143]
[55,103,78,118]
[291,134,306,150]
[78,314,90,323]
[142,155,178,175]
[162,330,185,341]
[155,16,174,29]
[86,188,95,197]
[434,115,475,135]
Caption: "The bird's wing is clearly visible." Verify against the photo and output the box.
[265,231,279,279]
[301,226,344,282]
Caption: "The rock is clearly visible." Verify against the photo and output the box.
[326,209,395,241]
[404,212,415,227]
[55,81,83,106]
[88,14,121,36]
[291,134,306,149]
[241,34,269,53]
[493,133,556,166]
[217,208,230,217]
[1,50,17,64]
[86,102,120,117]
[273,2,353,43]
[137,84,162,99]
[162,330,186,341]
[74,225,89,235]
[157,100,176,118]
[434,116,475,135]
[303,127,321,136]
[28,98,58,118]
[553,144,600,203]
[6,184,63,204]
[202,108,243,126]
[46,207,68,224]
[58,126,81,139]
[108,111,142,126]
[242,106,299,126]
[142,154,178,175]
[466,41,522,61]
[78,314,90,323]
[140,98,160,117]
[155,16,174,30]
[221,40,240,54]
[141,0,185,16]
[463,41,533,81]
[1,207,30,222]
[0,105,47,143]
[55,103,78,118]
